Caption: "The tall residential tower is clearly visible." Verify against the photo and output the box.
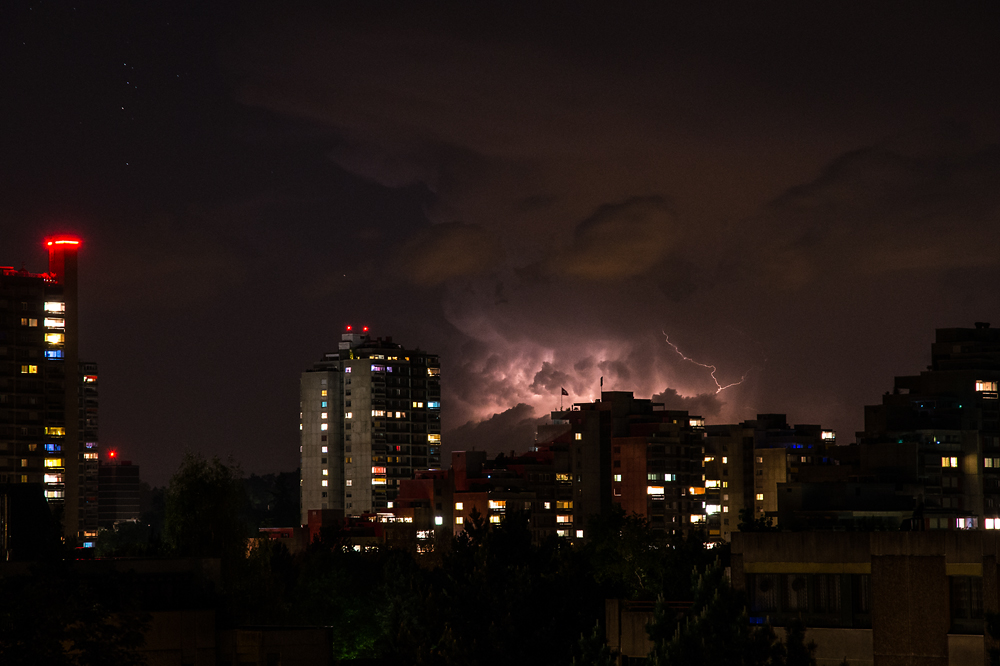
[1,238,98,542]
[300,331,441,524]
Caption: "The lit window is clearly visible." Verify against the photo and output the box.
[346,457,352,463]
[722,457,728,464]
[821,430,836,440]
[556,500,573,509]
[942,456,959,468]
[455,516,463,525]
[723,506,729,513]
[666,474,677,482]
[489,500,506,510]
[45,427,65,436]
[20,318,38,327]
[706,480,720,488]
[44,458,63,468]
[44,350,63,359]
[83,452,98,460]
[544,501,551,509]
[321,480,328,487]
[455,502,464,510]
[756,493,764,501]
[428,401,440,409]
[44,317,65,328]
[706,504,721,515]
[20,365,38,374]
[320,412,328,419]
[322,469,328,476]
[756,456,763,463]
[45,490,65,499]
[576,530,584,539]
[987,518,999,530]
[343,366,352,374]
[646,486,664,495]
[574,433,582,440]
[321,401,327,408]
[489,515,501,524]
[428,434,441,443]
[44,302,65,312]
[689,418,705,427]
[614,474,622,482]
[43,473,63,483]
[321,446,328,453]
[372,410,385,417]
[435,516,443,526]
[321,390,327,397]
[320,424,328,431]
[690,515,706,524]
[412,401,424,408]
[345,412,352,419]
[346,480,352,486]
[45,332,64,344]
[427,368,440,377]
[976,380,998,392]
[556,514,572,523]
[556,473,570,482]
[722,480,727,487]
[704,456,714,462]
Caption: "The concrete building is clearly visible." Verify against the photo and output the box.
[0,237,98,542]
[732,531,1000,665]
[299,330,441,523]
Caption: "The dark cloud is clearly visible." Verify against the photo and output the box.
[444,403,544,458]
[652,388,725,418]
[395,222,503,286]
[529,362,572,396]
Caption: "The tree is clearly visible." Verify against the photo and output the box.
[163,452,248,561]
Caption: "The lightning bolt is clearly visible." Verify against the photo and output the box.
[663,331,749,394]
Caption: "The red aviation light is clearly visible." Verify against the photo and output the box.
[363,326,369,333]
[346,325,352,331]
[108,450,117,459]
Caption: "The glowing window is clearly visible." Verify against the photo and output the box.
[434,516,443,526]
[489,500,506,510]
[723,506,729,513]
[45,332,64,345]
[43,473,63,483]
[976,380,998,392]
[20,365,38,374]
[82,453,98,460]
[321,401,327,408]
[320,424,328,431]
[455,502,464,510]
[576,530,584,538]
[346,480,352,486]
[574,433,582,440]
[412,401,424,408]
[371,365,386,372]
[44,318,65,328]
[614,474,622,482]
[455,517,463,525]
[321,446,328,453]
[690,418,705,427]
[428,434,441,443]
[427,368,440,377]
[321,412,328,419]
[45,350,63,359]
[44,458,63,468]
[987,518,999,530]
[321,390,327,397]
[45,427,65,437]
[322,469,328,476]
[20,318,38,327]
[556,473,570,482]
[44,302,65,312]
[345,412,352,419]
[321,480,328,487]
[986,458,1000,468]
[722,457,728,464]
[690,515,706,524]
[756,456,763,464]
[556,501,573,509]
[706,504,721,515]
[756,493,764,501]
[556,514,572,523]
[706,480,720,488]
[821,430,836,440]
[646,486,664,495]
[489,515,500,524]
[45,490,65,499]
[942,456,959,468]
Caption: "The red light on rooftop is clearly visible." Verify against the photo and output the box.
[45,237,82,247]
[363,326,369,332]
[108,450,117,459]
[346,325,352,331]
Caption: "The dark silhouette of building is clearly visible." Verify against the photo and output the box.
[0,238,98,542]
[859,322,1000,531]
[98,459,141,529]
[300,330,441,523]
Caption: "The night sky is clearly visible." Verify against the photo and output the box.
[4,3,999,486]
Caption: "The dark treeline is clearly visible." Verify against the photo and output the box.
[1,454,819,665]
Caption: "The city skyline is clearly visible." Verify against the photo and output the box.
[4,4,999,485]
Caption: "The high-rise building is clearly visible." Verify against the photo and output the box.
[859,322,1000,530]
[98,458,141,530]
[299,330,441,524]
[0,238,97,541]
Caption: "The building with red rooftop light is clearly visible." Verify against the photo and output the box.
[0,237,99,545]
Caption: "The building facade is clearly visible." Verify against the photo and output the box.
[299,331,441,524]
[0,238,97,541]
